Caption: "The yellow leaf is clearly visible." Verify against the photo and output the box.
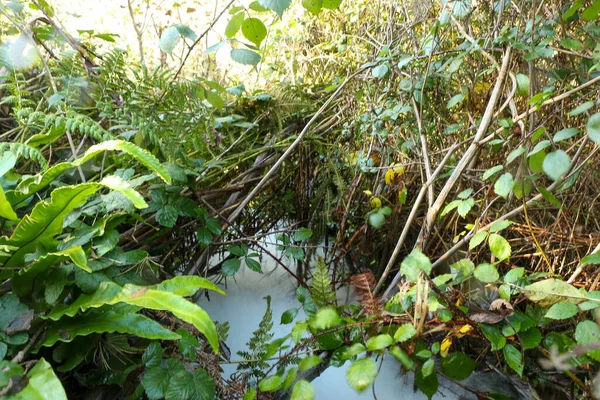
[393,164,405,175]
[370,197,382,208]
[363,190,372,197]
[385,169,395,185]
[441,336,452,357]
[457,324,472,337]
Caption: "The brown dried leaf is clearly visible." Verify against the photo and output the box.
[470,312,504,324]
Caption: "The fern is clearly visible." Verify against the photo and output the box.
[311,257,337,309]
[0,142,48,169]
[236,296,274,379]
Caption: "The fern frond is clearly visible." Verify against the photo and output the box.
[0,142,48,169]
[311,257,336,309]
[349,271,383,316]
[236,296,274,379]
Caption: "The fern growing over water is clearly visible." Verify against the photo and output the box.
[236,296,274,379]
[311,256,336,309]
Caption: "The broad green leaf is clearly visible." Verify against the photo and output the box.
[231,49,261,66]
[368,211,386,229]
[394,323,416,343]
[282,367,298,390]
[100,175,147,208]
[569,101,594,116]
[422,358,435,377]
[299,355,323,371]
[153,276,225,297]
[447,93,465,109]
[588,113,600,144]
[490,220,513,233]
[582,253,600,265]
[507,146,525,164]
[8,140,171,206]
[488,233,511,261]
[529,150,545,173]
[46,281,219,351]
[159,26,180,53]
[222,258,241,276]
[259,375,283,392]
[504,267,524,283]
[457,198,474,218]
[10,358,66,400]
[494,173,513,198]
[515,73,529,96]
[441,200,460,217]
[553,128,579,142]
[474,263,499,283]
[0,186,17,221]
[415,368,438,399]
[164,368,215,400]
[482,165,503,180]
[371,64,389,79]
[563,0,583,19]
[366,334,393,351]
[142,342,163,367]
[310,308,340,330]
[291,380,315,400]
[41,306,180,347]
[504,344,523,376]
[0,151,16,178]
[543,150,570,181]
[142,359,185,400]
[575,320,600,361]
[400,249,432,282]
[175,25,197,40]
[346,357,378,392]
[341,343,366,360]
[294,228,313,241]
[545,302,578,320]
[205,89,224,109]
[302,0,322,14]
[528,140,550,157]
[520,328,542,350]
[441,353,475,380]
[523,279,586,307]
[537,186,561,207]
[480,324,506,350]
[0,293,28,331]
[243,389,257,400]
[259,0,292,16]
[469,231,488,250]
[322,0,342,8]
[389,346,415,369]
[242,18,267,47]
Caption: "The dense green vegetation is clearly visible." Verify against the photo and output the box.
[1,0,600,399]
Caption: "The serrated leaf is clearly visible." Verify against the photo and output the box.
[258,375,283,392]
[143,359,185,400]
[310,308,340,330]
[494,173,513,198]
[469,231,489,250]
[441,353,475,380]
[575,321,600,362]
[400,249,432,282]
[504,267,524,283]
[490,220,513,233]
[545,302,579,320]
[480,324,506,350]
[165,368,214,400]
[299,355,323,371]
[457,198,474,218]
[488,233,511,261]
[231,49,261,66]
[346,357,378,392]
[520,328,542,350]
[291,380,315,400]
[543,150,570,181]
[523,279,586,307]
[394,323,416,342]
[366,334,393,351]
[474,263,499,283]
[415,368,438,399]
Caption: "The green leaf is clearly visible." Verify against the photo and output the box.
[447,93,465,109]
[582,0,600,20]
[258,375,283,392]
[259,0,292,16]
[494,173,513,198]
[156,205,178,227]
[441,353,475,380]
[422,358,435,377]
[516,73,530,97]
[587,113,600,145]
[388,346,415,370]
[529,151,545,173]
[245,257,261,272]
[143,359,185,400]
[142,342,163,367]
[291,380,315,400]
[563,0,583,19]
[243,389,257,400]
[528,140,551,157]
[537,186,561,207]
[488,233,511,261]
[222,258,241,276]
[545,302,579,320]
[231,49,261,66]
[415,368,438,399]
[282,367,298,390]
[520,328,542,350]
[507,146,526,164]
[469,231,489,250]
[368,211,386,229]
[159,26,180,54]
[480,324,506,350]
[302,0,322,14]
[340,343,366,360]
[41,306,180,347]
[164,368,215,400]
[504,267,524,283]
[400,249,432,282]
[205,90,224,109]
[582,253,600,265]
[569,101,594,116]
[504,344,523,376]
[575,320,600,361]
[294,228,313,241]
[553,128,579,142]
[10,358,67,400]
[457,198,474,218]
[45,281,219,352]
[0,186,17,221]
[543,150,570,181]
[474,263,499,283]
[394,323,417,343]
[280,308,298,324]
[490,220,513,233]
[299,355,323,371]
[175,25,197,40]
[482,165,503,180]
[523,279,586,307]
[371,64,389,79]
[310,308,341,330]
[322,0,342,9]
[241,18,267,47]
[366,334,394,351]
[346,357,378,392]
